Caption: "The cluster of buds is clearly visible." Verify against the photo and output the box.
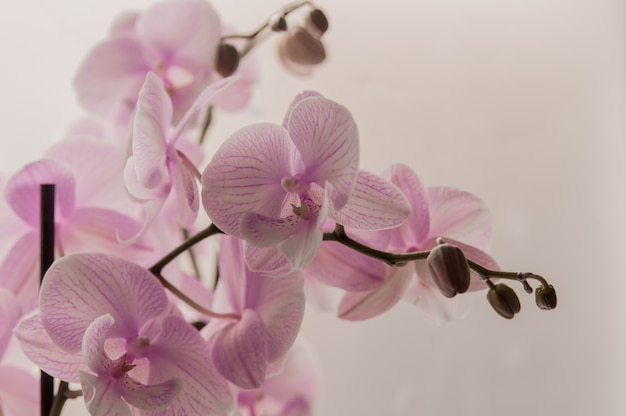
[426,239,557,319]
[216,2,329,77]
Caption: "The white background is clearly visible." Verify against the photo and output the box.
[1,0,625,415]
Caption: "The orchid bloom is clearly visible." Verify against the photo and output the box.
[202,91,410,273]
[15,253,234,416]
[202,235,305,389]
[74,0,223,124]
[123,72,235,236]
[0,138,149,311]
[307,164,499,323]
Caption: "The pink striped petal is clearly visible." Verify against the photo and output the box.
[0,289,21,357]
[210,309,268,389]
[201,123,293,236]
[80,371,132,416]
[82,314,114,375]
[132,72,171,189]
[0,231,39,311]
[39,253,168,352]
[120,376,182,411]
[14,314,85,383]
[6,159,75,226]
[0,365,38,416]
[144,316,234,415]
[426,187,492,251]
[244,244,292,275]
[287,96,359,210]
[338,265,413,321]
[241,212,302,248]
[281,90,321,128]
[330,170,411,230]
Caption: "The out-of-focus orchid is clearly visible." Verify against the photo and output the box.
[15,252,234,415]
[202,91,410,273]
[74,0,223,124]
[236,338,320,416]
[0,138,149,311]
[202,236,305,389]
[123,72,235,237]
[308,163,499,323]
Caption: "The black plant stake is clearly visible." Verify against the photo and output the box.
[40,184,55,416]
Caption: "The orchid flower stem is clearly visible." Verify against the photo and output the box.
[220,0,316,59]
[150,223,223,275]
[325,224,554,295]
[181,228,202,279]
[49,382,82,416]
[198,105,213,145]
[152,271,240,320]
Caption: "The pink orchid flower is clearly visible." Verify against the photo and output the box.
[236,338,320,416]
[309,164,499,323]
[15,253,234,415]
[0,289,37,416]
[123,72,235,237]
[0,138,149,311]
[202,91,410,273]
[74,0,223,124]
[201,236,305,389]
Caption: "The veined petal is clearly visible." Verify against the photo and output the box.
[6,159,75,226]
[385,163,430,247]
[0,365,38,416]
[0,231,39,311]
[132,72,171,189]
[426,187,492,251]
[14,314,85,383]
[338,265,413,321]
[80,371,132,416]
[0,289,21,357]
[330,170,411,230]
[39,253,168,352]
[146,316,234,415]
[82,314,115,375]
[210,309,268,389]
[281,91,322,129]
[201,123,293,236]
[240,212,302,248]
[288,96,359,210]
[120,376,181,411]
[244,244,292,276]
[278,221,324,273]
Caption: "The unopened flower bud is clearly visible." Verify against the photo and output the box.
[427,243,471,298]
[535,284,557,310]
[487,283,521,319]
[306,8,329,36]
[215,43,240,77]
[270,14,288,32]
[278,27,326,74]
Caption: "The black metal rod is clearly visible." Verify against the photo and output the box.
[40,184,55,416]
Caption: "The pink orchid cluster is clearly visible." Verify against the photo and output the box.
[0,0,557,415]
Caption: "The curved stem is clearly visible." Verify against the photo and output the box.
[49,381,82,416]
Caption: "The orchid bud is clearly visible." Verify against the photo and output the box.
[427,243,471,298]
[215,43,240,77]
[487,283,521,319]
[270,14,288,32]
[306,8,329,36]
[278,27,326,73]
[535,284,557,310]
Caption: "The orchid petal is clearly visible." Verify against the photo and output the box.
[168,156,199,228]
[82,314,115,375]
[146,316,234,415]
[240,212,302,248]
[14,314,85,383]
[287,96,359,210]
[338,265,413,321]
[278,221,323,273]
[202,123,293,236]
[281,90,322,129]
[0,365,38,416]
[74,36,149,117]
[385,163,430,247]
[80,371,132,416]
[304,242,386,291]
[244,245,292,275]
[330,170,411,230]
[426,187,492,250]
[210,309,268,389]
[0,231,39,311]
[0,289,21,357]
[39,253,168,352]
[120,376,182,411]
[6,159,75,226]
[132,72,171,189]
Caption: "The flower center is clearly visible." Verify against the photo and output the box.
[281,175,310,195]
[126,335,151,360]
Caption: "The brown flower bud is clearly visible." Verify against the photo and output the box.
[535,284,557,310]
[278,27,326,74]
[215,43,240,78]
[487,284,521,319]
[270,14,288,32]
[427,243,471,298]
[306,8,329,36]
